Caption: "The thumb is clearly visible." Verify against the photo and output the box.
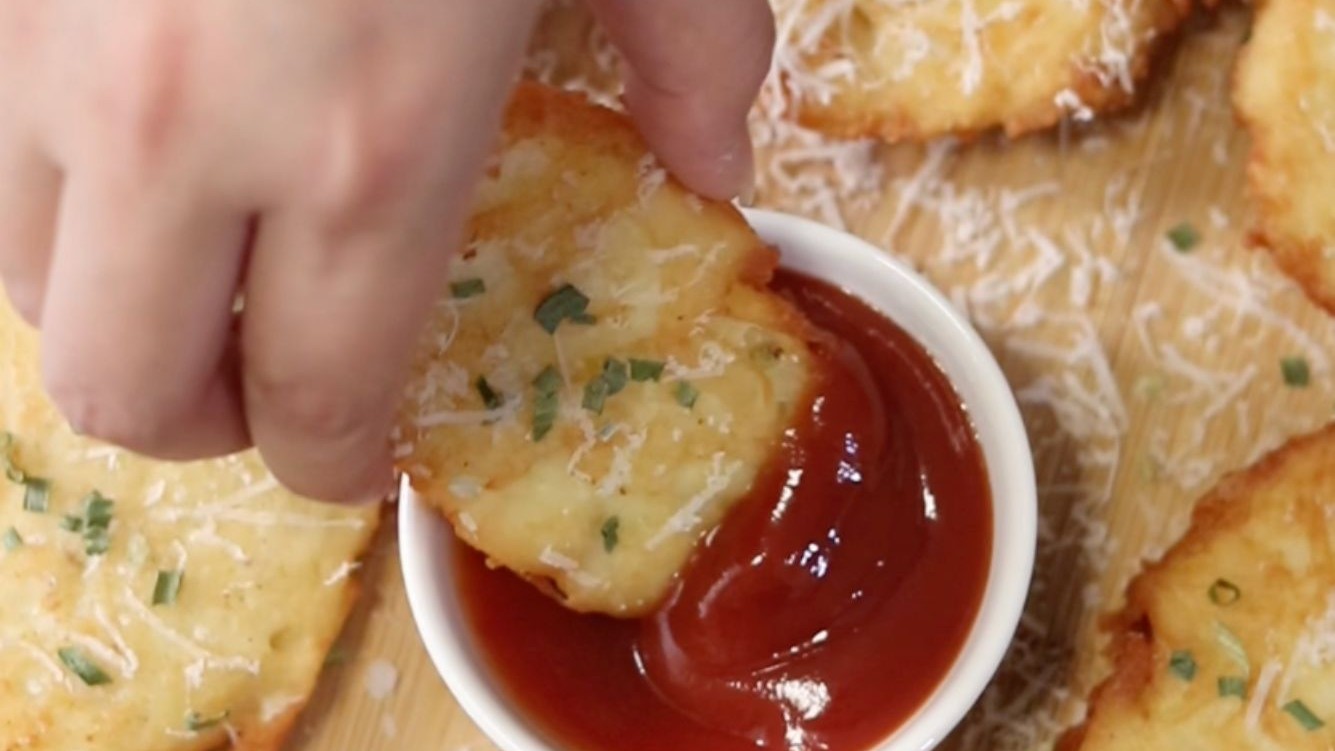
[587,0,775,201]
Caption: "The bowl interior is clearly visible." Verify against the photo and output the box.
[399,208,1037,751]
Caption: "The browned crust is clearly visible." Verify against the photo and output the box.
[793,0,1190,142]
[217,509,382,751]
[1057,423,1335,748]
[1231,3,1335,316]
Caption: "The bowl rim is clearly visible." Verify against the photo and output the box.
[399,207,1037,751]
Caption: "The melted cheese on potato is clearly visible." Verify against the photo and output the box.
[787,0,1189,140]
[0,297,379,751]
[396,84,816,617]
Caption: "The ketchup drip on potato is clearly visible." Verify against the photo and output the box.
[454,270,993,751]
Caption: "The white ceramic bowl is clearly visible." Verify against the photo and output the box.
[400,208,1037,751]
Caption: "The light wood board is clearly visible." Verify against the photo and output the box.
[294,6,1335,751]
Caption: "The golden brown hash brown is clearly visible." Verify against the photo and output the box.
[1234,0,1335,314]
[1059,424,1335,751]
[394,83,817,618]
[0,293,380,751]
[786,0,1190,140]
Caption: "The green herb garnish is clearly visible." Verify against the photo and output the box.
[582,359,632,416]
[531,366,562,441]
[674,380,699,409]
[153,570,184,606]
[2,434,51,514]
[629,359,666,382]
[450,278,486,299]
[1283,700,1325,731]
[186,710,231,732]
[2,527,22,551]
[601,517,620,553]
[22,478,49,513]
[58,647,111,686]
[534,284,591,334]
[76,491,115,555]
[1281,356,1311,388]
[60,515,83,532]
[1169,650,1197,681]
[1209,579,1241,606]
[476,377,503,410]
[571,313,597,326]
[602,359,628,396]
[1,432,25,483]
[582,378,610,416]
[84,531,110,557]
[1166,222,1200,252]
[83,492,114,530]
[1218,676,1247,698]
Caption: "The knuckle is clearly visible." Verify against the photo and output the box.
[310,105,428,221]
[43,369,175,453]
[246,370,372,445]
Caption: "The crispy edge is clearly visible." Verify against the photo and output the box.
[223,507,382,751]
[793,0,1190,142]
[1056,423,1335,748]
[1232,1,1335,316]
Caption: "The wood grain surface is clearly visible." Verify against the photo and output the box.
[293,5,1335,751]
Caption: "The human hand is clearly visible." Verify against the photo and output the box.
[0,0,774,503]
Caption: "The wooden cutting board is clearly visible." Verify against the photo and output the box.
[293,6,1335,751]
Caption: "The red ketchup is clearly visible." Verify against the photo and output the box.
[454,270,993,751]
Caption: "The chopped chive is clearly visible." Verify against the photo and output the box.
[533,365,562,394]
[602,359,628,396]
[1215,622,1250,676]
[1,431,25,483]
[1166,222,1199,252]
[571,313,597,326]
[22,478,50,513]
[153,570,184,606]
[58,647,111,686]
[531,366,562,442]
[629,359,666,382]
[674,380,699,409]
[600,517,620,553]
[84,530,110,557]
[450,278,486,299]
[186,710,231,732]
[582,378,610,416]
[1168,650,1197,681]
[59,515,83,532]
[475,377,503,410]
[1208,579,1241,606]
[2,527,22,551]
[82,492,114,530]
[1280,356,1310,388]
[1218,676,1247,698]
[1283,700,1325,731]
[534,284,591,334]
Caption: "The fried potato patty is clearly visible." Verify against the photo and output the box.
[0,296,379,751]
[1059,425,1335,750]
[1234,0,1335,314]
[395,83,817,617]
[784,0,1189,140]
